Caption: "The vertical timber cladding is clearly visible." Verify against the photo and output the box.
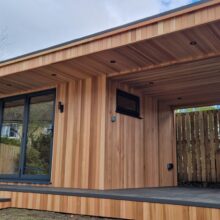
[0,75,177,189]
[51,75,106,189]
[1,191,220,220]
[105,80,145,189]
[105,80,177,189]
[144,96,160,187]
[105,80,176,189]
[144,100,177,187]
[159,102,177,186]
[176,110,220,185]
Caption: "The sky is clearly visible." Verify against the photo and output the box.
[0,0,202,62]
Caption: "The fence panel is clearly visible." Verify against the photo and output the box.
[176,110,220,185]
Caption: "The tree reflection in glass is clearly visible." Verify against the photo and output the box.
[0,99,24,175]
[24,94,54,175]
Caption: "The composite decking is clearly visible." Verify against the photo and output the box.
[0,185,220,219]
[0,185,219,209]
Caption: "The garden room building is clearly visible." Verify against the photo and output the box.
[0,1,220,219]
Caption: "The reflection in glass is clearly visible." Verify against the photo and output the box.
[24,94,54,175]
[0,99,24,175]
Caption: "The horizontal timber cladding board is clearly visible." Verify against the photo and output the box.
[2,18,220,96]
[108,54,220,106]
[0,191,220,220]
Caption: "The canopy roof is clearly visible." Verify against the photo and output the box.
[0,0,219,107]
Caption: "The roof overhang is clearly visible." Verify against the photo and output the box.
[0,0,219,76]
[0,0,220,107]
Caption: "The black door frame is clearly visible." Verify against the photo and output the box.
[0,88,56,184]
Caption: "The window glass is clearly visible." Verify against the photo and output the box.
[0,99,24,175]
[0,90,55,182]
[24,94,54,175]
[116,89,140,118]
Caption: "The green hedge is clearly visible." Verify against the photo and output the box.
[0,137,20,146]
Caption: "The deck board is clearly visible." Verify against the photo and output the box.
[0,185,219,209]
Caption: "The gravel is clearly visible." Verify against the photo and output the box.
[0,208,119,220]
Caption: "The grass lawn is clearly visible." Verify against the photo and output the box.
[0,208,116,220]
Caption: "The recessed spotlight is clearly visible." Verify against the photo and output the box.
[190,41,197,46]
[177,97,182,100]
[110,60,116,64]
[51,74,57,77]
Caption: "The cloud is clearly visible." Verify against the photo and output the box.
[0,0,200,61]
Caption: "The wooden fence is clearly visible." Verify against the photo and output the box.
[176,110,220,185]
[0,144,20,174]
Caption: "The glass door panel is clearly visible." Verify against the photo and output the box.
[23,94,55,176]
[0,99,24,175]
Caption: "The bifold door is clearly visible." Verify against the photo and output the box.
[0,89,56,183]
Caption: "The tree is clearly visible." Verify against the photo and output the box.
[176,105,220,113]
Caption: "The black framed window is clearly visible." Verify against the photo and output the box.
[116,89,140,118]
[0,89,56,183]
